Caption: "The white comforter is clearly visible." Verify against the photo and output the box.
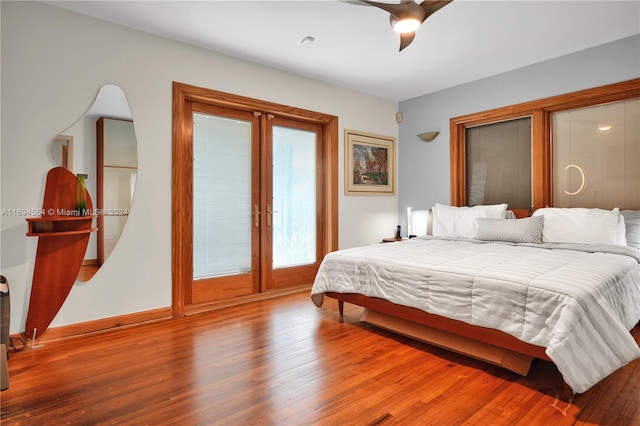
[311,237,640,393]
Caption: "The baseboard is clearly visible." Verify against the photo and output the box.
[11,285,312,345]
[360,308,533,376]
[16,307,173,344]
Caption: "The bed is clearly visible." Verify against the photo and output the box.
[311,205,640,394]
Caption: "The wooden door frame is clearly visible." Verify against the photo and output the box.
[172,82,339,317]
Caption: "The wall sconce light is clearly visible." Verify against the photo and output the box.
[417,131,439,142]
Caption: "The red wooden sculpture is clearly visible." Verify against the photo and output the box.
[25,167,97,340]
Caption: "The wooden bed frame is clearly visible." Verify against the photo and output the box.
[325,292,552,376]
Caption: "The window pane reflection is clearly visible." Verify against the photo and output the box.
[552,98,640,208]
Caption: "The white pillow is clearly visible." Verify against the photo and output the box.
[532,207,620,245]
[621,210,640,249]
[616,214,627,246]
[432,204,508,238]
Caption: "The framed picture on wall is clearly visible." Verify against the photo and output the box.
[345,129,396,195]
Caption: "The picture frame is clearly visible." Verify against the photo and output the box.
[345,129,396,195]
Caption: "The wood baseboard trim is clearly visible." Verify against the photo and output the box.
[11,285,312,345]
[18,307,173,344]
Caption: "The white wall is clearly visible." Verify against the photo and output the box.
[397,35,640,230]
[0,1,399,334]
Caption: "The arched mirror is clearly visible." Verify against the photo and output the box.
[49,84,137,281]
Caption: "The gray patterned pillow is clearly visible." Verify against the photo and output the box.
[475,216,544,244]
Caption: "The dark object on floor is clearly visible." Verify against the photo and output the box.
[1,275,9,391]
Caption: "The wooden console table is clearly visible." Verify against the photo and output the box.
[25,167,97,340]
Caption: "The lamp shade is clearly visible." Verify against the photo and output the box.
[410,210,430,237]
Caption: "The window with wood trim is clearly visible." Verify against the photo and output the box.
[450,79,640,217]
[465,117,532,210]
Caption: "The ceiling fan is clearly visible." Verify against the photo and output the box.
[356,0,453,51]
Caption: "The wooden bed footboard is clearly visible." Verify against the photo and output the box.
[325,292,551,376]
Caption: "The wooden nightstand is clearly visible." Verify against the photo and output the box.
[381,237,405,243]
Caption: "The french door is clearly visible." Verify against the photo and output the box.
[173,82,338,315]
[188,101,323,304]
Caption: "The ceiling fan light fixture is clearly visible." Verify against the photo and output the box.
[392,17,421,33]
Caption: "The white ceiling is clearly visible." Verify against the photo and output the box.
[47,0,640,102]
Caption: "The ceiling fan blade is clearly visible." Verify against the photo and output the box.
[351,0,453,51]
[399,31,416,52]
[340,0,372,6]
[420,0,453,17]
[359,0,424,20]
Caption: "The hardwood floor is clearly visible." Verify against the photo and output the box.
[2,291,639,425]
[77,264,99,282]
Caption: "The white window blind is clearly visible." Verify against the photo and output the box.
[465,117,532,209]
[192,113,252,279]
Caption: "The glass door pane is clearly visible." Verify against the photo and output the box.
[272,126,316,269]
[192,112,252,279]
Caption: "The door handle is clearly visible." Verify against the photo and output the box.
[266,204,279,227]
[253,204,260,228]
